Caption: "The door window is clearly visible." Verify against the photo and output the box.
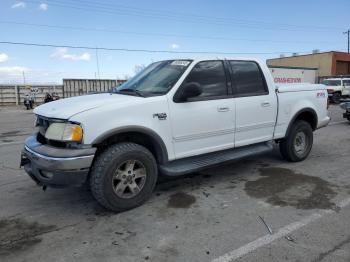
[181,60,228,100]
[229,61,268,96]
[343,80,350,86]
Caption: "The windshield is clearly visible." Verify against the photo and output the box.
[322,79,341,86]
[114,60,192,96]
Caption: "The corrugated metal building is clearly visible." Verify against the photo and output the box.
[267,51,350,78]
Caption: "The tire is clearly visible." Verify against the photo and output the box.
[90,142,158,212]
[279,120,313,162]
[332,92,341,104]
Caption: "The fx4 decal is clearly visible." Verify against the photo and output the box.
[317,92,326,98]
[153,113,167,120]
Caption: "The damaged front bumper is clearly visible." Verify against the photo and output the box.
[20,135,96,188]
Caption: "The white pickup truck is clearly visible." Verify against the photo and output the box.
[322,78,350,104]
[21,58,330,211]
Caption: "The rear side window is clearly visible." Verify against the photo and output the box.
[182,60,228,99]
[322,80,341,86]
[229,61,268,96]
[343,80,350,86]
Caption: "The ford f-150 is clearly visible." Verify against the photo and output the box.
[20,58,330,211]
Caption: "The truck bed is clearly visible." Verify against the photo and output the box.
[273,83,329,140]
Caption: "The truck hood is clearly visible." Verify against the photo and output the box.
[33,93,141,119]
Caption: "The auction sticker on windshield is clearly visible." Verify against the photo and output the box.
[171,60,190,66]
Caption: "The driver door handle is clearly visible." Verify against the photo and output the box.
[261,101,271,107]
[217,106,230,112]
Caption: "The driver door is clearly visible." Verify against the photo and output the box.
[343,79,350,96]
[168,60,235,159]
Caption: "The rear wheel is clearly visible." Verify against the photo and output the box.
[279,120,313,162]
[90,142,158,212]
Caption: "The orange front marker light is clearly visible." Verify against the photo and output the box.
[63,124,83,142]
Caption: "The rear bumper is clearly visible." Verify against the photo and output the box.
[20,135,96,187]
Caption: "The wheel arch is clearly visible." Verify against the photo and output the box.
[92,126,168,164]
[286,108,318,136]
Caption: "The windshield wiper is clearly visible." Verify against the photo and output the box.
[115,88,145,97]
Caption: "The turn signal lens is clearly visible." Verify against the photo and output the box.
[63,124,83,142]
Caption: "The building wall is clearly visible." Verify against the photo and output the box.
[267,52,350,78]
[332,52,350,75]
[267,52,333,77]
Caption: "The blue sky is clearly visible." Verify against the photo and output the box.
[0,0,349,84]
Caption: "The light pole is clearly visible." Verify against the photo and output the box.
[344,29,350,53]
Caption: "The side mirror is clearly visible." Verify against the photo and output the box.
[175,82,203,102]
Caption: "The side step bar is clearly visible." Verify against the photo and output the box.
[159,142,273,176]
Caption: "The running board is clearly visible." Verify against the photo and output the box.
[159,142,273,176]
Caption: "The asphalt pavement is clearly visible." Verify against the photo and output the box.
[0,105,349,262]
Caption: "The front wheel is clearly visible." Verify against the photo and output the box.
[279,120,313,162]
[90,142,158,212]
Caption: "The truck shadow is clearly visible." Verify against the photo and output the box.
[15,148,285,216]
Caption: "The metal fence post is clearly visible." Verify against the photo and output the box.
[15,85,19,105]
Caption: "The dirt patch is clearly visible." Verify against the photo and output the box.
[0,130,21,138]
[244,167,337,210]
[0,218,56,256]
[167,192,196,208]
[1,139,13,143]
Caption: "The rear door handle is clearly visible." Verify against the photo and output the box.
[217,106,230,112]
[261,102,271,107]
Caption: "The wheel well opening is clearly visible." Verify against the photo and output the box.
[94,131,167,164]
[294,111,317,131]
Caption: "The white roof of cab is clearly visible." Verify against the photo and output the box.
[172,57,265,63]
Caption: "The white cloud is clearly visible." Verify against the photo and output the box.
[11,1,26,8]
[0,66,28,79]
[39,3,48,11]
[0,53,9,63]
[50,48,91,61]
[170,44,180,49]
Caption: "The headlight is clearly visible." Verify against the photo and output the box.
[45,123,83,142]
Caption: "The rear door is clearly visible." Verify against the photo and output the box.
[228,60,277,147]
